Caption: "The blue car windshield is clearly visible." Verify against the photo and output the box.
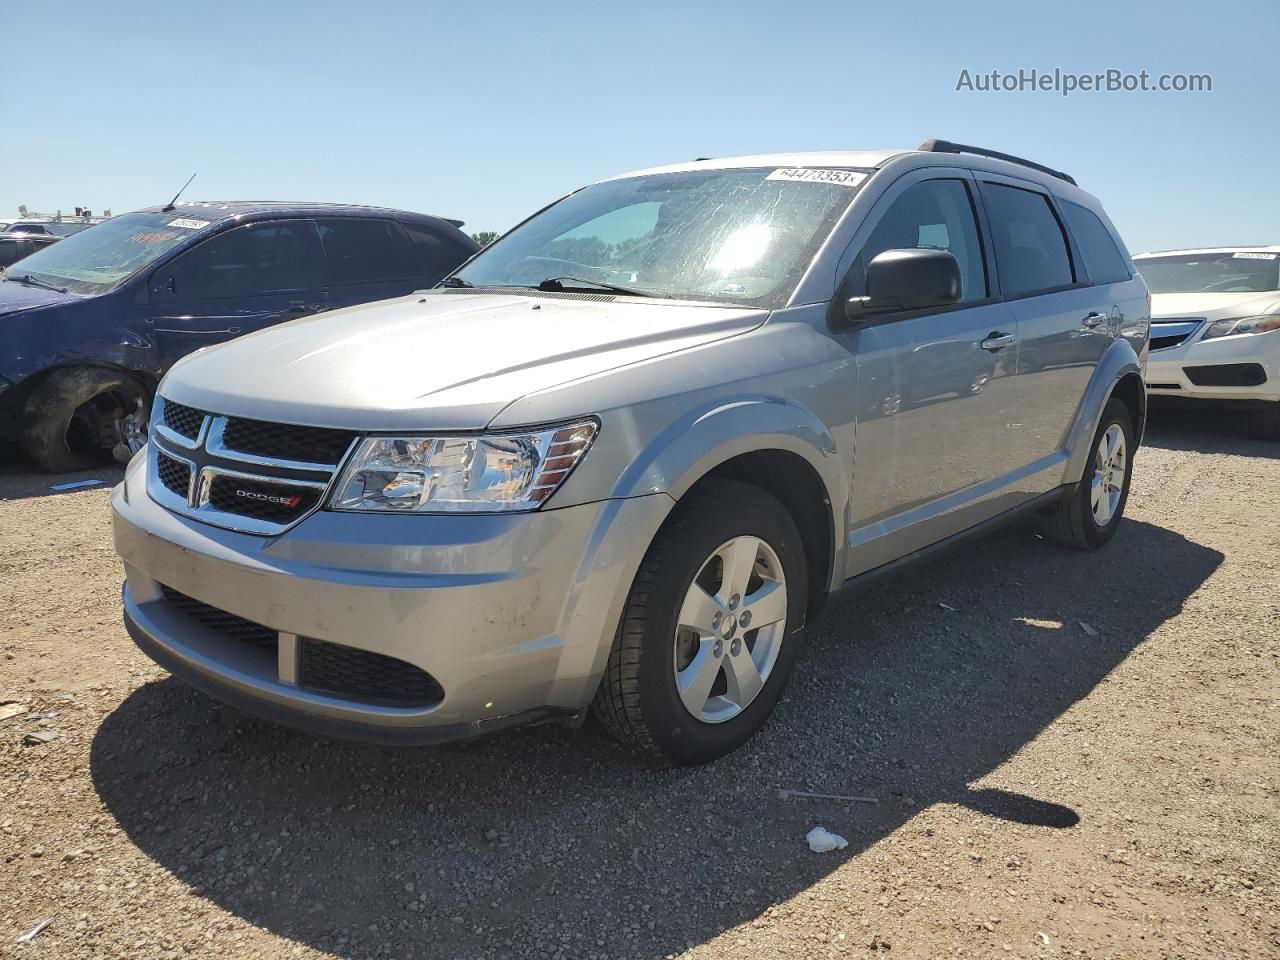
[454,167,866,308]
[1,212,210,295]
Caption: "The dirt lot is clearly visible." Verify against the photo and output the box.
[1,403,1277,960]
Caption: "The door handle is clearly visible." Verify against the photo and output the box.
[1081,311,1106,327]
[980,332,1016,351]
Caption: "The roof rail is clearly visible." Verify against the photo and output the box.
[916,139,1077,186]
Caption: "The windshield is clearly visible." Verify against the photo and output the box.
[45,222,93,237]
[454,167,865,307]
[1137,252,1280,294]
[1,212,211,295]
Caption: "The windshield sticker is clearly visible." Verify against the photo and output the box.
[766,168,866,188]
[166,217,210,230]
[131,231,182,244]
[1232,252,1277,260]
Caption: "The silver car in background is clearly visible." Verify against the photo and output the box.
[112,139,1150,765]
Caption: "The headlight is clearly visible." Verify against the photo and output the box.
[1200,315,1280,341]
[331,420,597,513]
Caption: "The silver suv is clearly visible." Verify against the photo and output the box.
[112,140,1150,765]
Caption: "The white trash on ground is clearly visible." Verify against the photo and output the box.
[805,826,849,853]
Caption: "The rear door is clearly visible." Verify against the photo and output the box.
[976,178,1113,483]
[316,217,430,310]
[146,219,327,369]
[835,170,1021,576]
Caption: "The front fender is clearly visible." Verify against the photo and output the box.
[1061,337,1145,485]
[596,395,848,590]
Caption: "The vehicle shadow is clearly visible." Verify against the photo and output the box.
[90,518,1222,959]
[1143,399,1280,459]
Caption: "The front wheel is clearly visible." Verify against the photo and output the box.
[592,479,808,765]
[1042,398,1135,549]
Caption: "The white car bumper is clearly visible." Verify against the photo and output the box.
[1146,327,1280,403]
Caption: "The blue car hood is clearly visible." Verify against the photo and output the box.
[0,278,80,315]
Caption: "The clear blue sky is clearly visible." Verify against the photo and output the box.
[6,0,1276,253]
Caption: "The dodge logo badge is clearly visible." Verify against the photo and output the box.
[235,489,302,508]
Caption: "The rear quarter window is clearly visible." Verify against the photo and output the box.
[401,222,475,278]
[1060,200,1131,285]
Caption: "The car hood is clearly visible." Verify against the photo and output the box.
[162,291,767,430]
[1150,291,1280,320]
[0,278,79,315]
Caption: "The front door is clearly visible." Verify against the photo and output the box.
[147,219,327,370]
[836,173,1020,577]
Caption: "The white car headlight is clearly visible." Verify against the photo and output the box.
[1200,315,1280,341]
[331,420,597,513]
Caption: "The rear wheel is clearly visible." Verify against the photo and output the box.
[20,368,147,473]
[1042,398,1134,550]
[592,479,808,765]
[1248,402,1280,441]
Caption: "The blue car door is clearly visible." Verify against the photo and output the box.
[146,219,327,370]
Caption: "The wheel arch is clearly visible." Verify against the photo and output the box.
[605,396,848,619]
[1061,339,1146,486]
[1,361,157,444]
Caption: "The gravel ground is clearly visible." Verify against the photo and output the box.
[1,403,1277,960]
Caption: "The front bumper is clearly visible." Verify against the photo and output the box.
[112,452,671,744]
[1146,330,1280,402]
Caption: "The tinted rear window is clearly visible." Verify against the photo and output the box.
[981,183,1075,296]
[1061,201,1130,285]
[317,218,419,284]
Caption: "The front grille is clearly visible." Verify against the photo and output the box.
[221,416,356,465]
[1149,319,1203,352]
[1184,363,1267,387]
[150,397,350,535]
[300,638,444,707]
[162,400,206,439]
[159,585,278,654]
[156,452,191,498]
[206,474,321,523]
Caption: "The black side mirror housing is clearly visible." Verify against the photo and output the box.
[844,248,963,321]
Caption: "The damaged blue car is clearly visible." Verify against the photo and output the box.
[0,202,477,471]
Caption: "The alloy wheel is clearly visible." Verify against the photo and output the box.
[672,536,787,723]
[1090,424,1127,526]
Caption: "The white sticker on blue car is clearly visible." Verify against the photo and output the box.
[167,218,210,230]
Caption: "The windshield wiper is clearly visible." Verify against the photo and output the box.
[438,276,473,288]
[6,273,67,294]
[537,276,662,298]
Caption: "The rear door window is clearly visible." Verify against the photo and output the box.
[979,183,1076,297]
[1060,201,1131,285]
[162,220,323,301]
[317,218,419,284]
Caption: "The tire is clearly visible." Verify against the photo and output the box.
[20,368,146,473]
[1247,402,1280,441]
[592,478,809,765]
[1042,398,1135,550]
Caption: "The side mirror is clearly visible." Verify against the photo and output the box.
[845,248,962,321]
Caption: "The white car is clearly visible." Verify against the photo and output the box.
[1135,246,1280,439]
